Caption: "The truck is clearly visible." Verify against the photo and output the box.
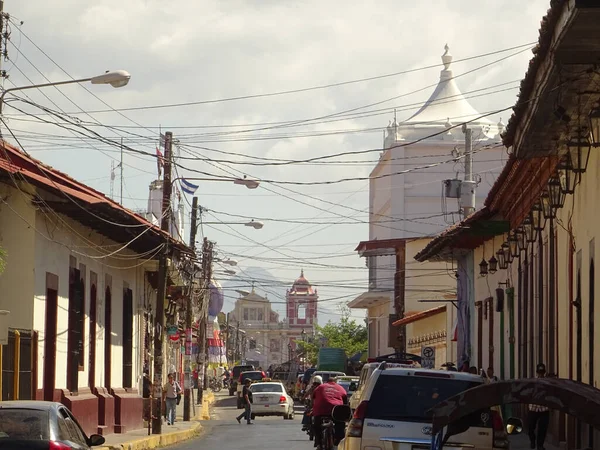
[317,347,347,373]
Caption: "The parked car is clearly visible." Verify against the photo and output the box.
[0,401,106,449]
[248,381,295,420]
[349,361,418,411]
[236,370,266,408]
[337,364,508,450]
[336,376,359,402]
[229,364,254,396]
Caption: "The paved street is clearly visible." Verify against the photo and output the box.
[170,391,310,450]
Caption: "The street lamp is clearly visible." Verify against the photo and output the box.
[540,190,555,219]
[589,106,600,147]
[173,176,260,190]
[497,244,508,270]
[567,133,592,176]
[516,227,527,252]
[522,215,536,244]
[558,154,577,195]
[0,70,131,113]
[548,175,566,209]
[508,231,519,258]
[200,220,264,229]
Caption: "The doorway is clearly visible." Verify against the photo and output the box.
[43,278,58,402]
[88,283,97,389]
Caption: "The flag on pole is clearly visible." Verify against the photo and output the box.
[180,178,199,195]
[156,146,163,177]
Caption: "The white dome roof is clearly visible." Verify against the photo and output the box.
[390,45,499,143]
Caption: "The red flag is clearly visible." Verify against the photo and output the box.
[156,146,163,177]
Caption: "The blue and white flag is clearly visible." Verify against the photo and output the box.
[180,178,199,195]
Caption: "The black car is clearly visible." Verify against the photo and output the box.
[0,401,106,449]
[229,364,255,396]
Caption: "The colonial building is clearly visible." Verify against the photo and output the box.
[350,45,506,365]
[229,271,318,368]
[0,141,186,436]
[415,2,600,448]
[286,270,318,329]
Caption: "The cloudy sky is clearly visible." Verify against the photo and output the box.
[6,0,551,323]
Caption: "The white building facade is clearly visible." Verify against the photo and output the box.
[350,46,507,365]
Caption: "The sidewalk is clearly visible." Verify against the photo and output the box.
[96,391,215,450]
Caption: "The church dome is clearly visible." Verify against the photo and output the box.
[290,270,315,295]
[391,45,500,143]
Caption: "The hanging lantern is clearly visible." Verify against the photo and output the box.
[488,254,498,274]
[531,201,545,232]
[522,215,536,243]
[516,227,527,251]
[497,245,508,270]
[509,231,519,258]
[479,257,489,276]
[558,154,577,194]
[589,106,600,146]
[548,175,566,209]
[503,241,513,265]
[567,134,592,175]
[540,190,555,219]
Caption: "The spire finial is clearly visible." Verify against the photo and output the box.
[300,268,304,277]
[442,44,453,70]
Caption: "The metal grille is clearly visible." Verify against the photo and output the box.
[1,329,35,400]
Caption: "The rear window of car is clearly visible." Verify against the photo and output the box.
[250,384,283,393]
[366,374,488,424]
[241,371,264,381]
[0,409,50,440]
[233,366,254,377]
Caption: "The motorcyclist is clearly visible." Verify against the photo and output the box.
[312,377,348,448]
[301,375,323,432]
[222,366,230,388]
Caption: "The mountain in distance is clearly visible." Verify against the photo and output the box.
[218,266,291,319]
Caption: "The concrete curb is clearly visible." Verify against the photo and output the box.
[96,393,215,450]
[96,422,203,450]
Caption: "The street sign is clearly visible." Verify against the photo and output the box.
[421,346,435,369]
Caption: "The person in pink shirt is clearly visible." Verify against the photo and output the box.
[312,377,348,447]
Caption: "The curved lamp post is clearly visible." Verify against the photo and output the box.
[0,70,131,113]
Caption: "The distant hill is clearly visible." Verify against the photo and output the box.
[219,266,290,318]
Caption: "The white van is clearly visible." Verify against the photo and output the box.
[338,364,509,450]
[349,362,418,411]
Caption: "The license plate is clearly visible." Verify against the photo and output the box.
[260,396,269,401]
[264,405,269,407]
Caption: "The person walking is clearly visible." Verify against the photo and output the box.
[162,373,182,426]
[236,378,254,425]
[528,363,550,450]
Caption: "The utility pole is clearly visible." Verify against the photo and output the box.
[461,124,476,218]
[151,131,173,435]
[183,196,199,421]
[200,237,213,390]
[120,137,124,204]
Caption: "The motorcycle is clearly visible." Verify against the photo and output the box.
[209,377,222,392]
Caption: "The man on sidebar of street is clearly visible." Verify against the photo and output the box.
[312,377,348,448]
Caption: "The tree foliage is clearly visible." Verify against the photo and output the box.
[298,307,367,366]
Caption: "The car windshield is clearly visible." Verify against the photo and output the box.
[0,409,50,440]
[250,384,283,393]
[366,374,488,424]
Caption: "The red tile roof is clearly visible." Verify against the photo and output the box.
[0,140,188,256]
[392,305,446,327]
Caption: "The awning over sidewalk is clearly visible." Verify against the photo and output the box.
[348,291,392,309]
[392,305,446,327]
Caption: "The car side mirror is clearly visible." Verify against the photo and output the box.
[505,417,523,435]
[88,434,106,447]
[332,404,353,422]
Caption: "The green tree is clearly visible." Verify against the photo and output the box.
[298,307,367,366]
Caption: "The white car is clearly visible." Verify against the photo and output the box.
[248,382,295,420]
[338,364,509,450]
